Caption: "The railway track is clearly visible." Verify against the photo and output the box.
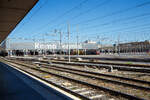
[47,56,150,64]
[46,56,150,68]
[8,56,150,73]
[1,59,96,100]
[7,59,150,84]
[9,56,150,68]
[7,57,150,82]
[2,58,150,100]
[41,59,150,73]
[39,63,150,88]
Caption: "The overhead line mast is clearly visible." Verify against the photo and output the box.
[59,30,62,53]
[68,23,71,62]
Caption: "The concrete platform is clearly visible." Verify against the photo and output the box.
[0,62,73,100]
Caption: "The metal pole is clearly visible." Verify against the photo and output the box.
[97,35,101,55]
[59,30,62,54]
[76,27,79,56]
[33,38,36,55]
[43,34,45,55]
[77,35,79,56]
[118,35,120,56]
[68,23,70,62]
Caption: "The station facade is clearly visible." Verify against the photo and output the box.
[5,40,101,55]
[7,41,100,50]
[4,40,150,55]
[101,40,150,54]
[118,40,150,53]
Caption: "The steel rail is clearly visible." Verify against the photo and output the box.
[4,59,145,100]
[47,60,150,73]
[41,65,150,91]
[38,62,150,85]
[1,60,89,100]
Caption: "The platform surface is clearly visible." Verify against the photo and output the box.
[0,62,72,100]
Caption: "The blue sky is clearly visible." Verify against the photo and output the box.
[9,0,150,45]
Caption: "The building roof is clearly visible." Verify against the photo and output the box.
[119,40,150,46]
[0,0,38,43]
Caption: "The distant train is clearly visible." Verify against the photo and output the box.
[70,49,100,55]
[1,49,101,56]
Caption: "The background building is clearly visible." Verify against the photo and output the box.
[6,40,101,56]
[118,40,150,53]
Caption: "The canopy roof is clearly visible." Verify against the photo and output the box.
[0,0,38,43]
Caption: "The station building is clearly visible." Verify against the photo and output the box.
[5,40,101,55]
[94,40,150,55]
[100,40,150,54]
[118,40,150,53]
[4,39,150,55]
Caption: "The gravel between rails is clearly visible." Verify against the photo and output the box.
[46,60,150,82]
[3,58,150,99]
[4,61,121,100]
[40,67,150,100]
[42,65,150,88]
[6,59,150,87]
[13,58,150,82]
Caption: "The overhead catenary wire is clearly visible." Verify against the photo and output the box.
[31,0,113,37]
[49,0,112,29]
[72,1,150,26]
[85,23,150,37]
[30,0,89,36]
[31,0,150,39]
[77,12,150,31]
[51,0,150,39]
[71,0,112,19]
[12,0,48,36]
[74,21,150,42]
[12,0,150,45]
[84,27,150,44]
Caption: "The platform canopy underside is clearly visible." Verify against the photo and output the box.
[0,0,38,44]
